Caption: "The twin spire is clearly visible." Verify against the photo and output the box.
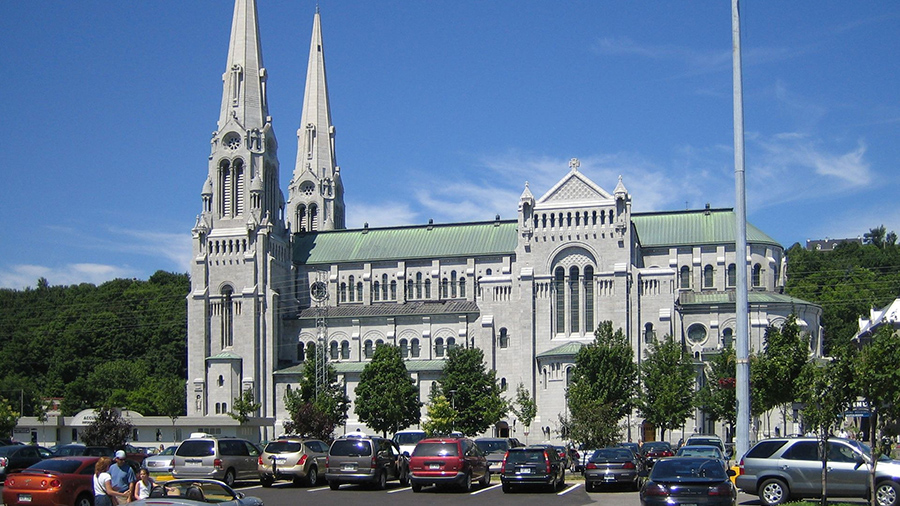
[219,0,268,131]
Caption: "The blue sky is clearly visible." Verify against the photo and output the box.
[2,1,898,289]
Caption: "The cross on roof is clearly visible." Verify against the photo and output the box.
[569,158,580,172]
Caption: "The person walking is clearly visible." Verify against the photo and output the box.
[94,457,131,506]
[109,450,136,501]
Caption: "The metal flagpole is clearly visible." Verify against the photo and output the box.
[732,0,751,461]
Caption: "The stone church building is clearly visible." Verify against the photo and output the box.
[186,0,823,443]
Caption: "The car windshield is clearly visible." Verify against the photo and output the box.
[394,433,426,446]
[176,441,215,457]
[475,440,508,454]
[677,446,722,458]
[644,442,671,452]
[651,458,727,481]
[329,440,372,457]
[412,442,458,457]
[27,459,85,474]
[159,447,177,456]
[591,448,634,461]
[265,441,302,454]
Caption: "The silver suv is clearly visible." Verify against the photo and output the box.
[258,437,328,487]
[735,437,900,506]
[172,433,261,486]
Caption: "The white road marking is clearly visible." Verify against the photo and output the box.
[558,482,581,496]
[471,483,502,495]
[388,486,411,494]
[307,486,331,492]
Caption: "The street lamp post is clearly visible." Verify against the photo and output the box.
[449,389,457,434]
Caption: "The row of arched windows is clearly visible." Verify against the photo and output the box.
[218,158,244,218]
[296,336,461,361]
[679,263,766,290]
[295,203,318,232]
[213,402,228,414]
[554,266,594,335]
[533,209,615,229]
[339,271,467,303]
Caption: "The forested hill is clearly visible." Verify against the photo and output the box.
[785,234,900,354]
[0,271,189,417]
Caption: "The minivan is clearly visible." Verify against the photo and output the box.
[172,433,261,486]
[325,435,408,490]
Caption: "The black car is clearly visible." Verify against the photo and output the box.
[584,447,641,491]
[640,457,737,506]
[500,446,566,493]
[0,445,44,480]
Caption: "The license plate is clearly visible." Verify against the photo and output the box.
[341,464,357,471]
[429,464,440,470]
[19,494,32,502]
[186,461,202,466]
[604,475,616,481]
[517,467,532,474]
[273,457,286,463]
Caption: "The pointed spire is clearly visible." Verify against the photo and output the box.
[219,0,269,130]
[294,11,336,180]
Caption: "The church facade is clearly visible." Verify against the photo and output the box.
[187,1,823,443]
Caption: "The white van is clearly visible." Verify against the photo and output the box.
[391,429,426,456]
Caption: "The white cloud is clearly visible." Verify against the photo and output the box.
[345,201,419,229]
[0,263,137,290]
[109,228,193,273]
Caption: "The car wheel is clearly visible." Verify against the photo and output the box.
[223,469,236,487]
[502,483,512,493]
[876,481,900,506]
[759,478,789,506]
[329,480,340,490]
[376,470,387,490]
[74,492,93,506]
[462,471,473,492]
[305,466,318,487]
[411,483,422,493]
[260,475,273,488]
[585,481,594,492]
[480,469,490,486]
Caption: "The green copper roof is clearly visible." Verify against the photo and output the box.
[678,290,818,307]
[293,220,518,264]
[632,208,780,248]
[536,341,584,359]
[274,359,446,376]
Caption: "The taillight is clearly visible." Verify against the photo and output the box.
[325,457,329,467]
[501,451,509,471]
[622,462,635,469]
[371,456,377,468]
[298,454,308,467]
[643,483,668,496]
[708,483,733,496]
[585,462,597,470]
[258,456,263,465]
[4,477,13,487]
[738,457,745,475]
[663,451,673,457]
[544,451,551,474]
[214,458,223,470]
[49,479,61,488]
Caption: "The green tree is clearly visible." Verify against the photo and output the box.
[80,406,133,449]
[228,389,261,425]
[853,325,900,506]
[755,316,809,434]
[422,388,456,437]
[284,346,350,440]
[510,383,537,443]
[638,336,695,441]
[438,347,506,436]
[0,401,19,439]
[354,344,421,436]
[566,321,637,447]
[694,346,737,433]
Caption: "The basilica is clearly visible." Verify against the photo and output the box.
[186,0,823,443]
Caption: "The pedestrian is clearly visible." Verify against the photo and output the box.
[109,450,136,501]
[94,457,130,506]
[132,468,157,501]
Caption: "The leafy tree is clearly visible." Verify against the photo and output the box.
[283,346,350,440]
[438,347,506,436]
[0,401,19,439]
[754,315,809,433]
[638,336,695,441]
[566,321,637,447]
[853,325,900,506]
[154,377,186,424]
[80,406,133,449]
[695,345,736,433]
[422,388,456,436]
[228,389,260,425]
[510,383,537,443]
[354,344,421,436]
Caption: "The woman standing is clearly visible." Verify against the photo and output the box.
[94,457,131,506]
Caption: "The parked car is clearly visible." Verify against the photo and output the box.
[685,435,726,455]
[617,442,641,458]
[408,437,489,492]
[640,456,737,506]
[474,437,522,474]
[129,478,263,506]
[575,445,600,472]
[392,429,427,456]
[52,444,114,457]
[583,447,641,491]
[2,456,100,506]
[500,446,566,493]
[258,436,328,487]
[0,444,45,480]
[641,441,674,469]
[675,444,727,468]
[172,433,261,487]
[735,437,900,506]
[143,445,177,474]
[325,435,408,490]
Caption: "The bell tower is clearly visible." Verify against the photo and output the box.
[187,0,289,429]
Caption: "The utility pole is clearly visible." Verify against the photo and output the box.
[732,0,751,461]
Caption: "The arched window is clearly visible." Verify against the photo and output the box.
[357,282,363,301]
[703,265,714,289]
[451,271,458,298]
[441,278,449,298]
[435,338,445,358]
[297,341,305,362]
[584,266,594,332]
[222,402,227,413]
[727,264,736,288]
[340,282,347,302]
[752,264,762,287]
[306,342,316,362]
[555,267,565,334]
[500,378,507,391]
[382,274,389,300]
[376,339,384,348]
[644,322,655,343]
[399,339,409,358]
[406,279,414,299]
[723,328,734,348]
[679,266,690,289]
[364,340,373,359]
[425,278,431,298]
[217,375,224,387]
[569,266,580,333]
[390,280,397,300]
[411,338,420,358]
[215,403,220,414]
[221,286,234,348]
[566,367,574,387]
[459,277,466,298]
[330,341,339,360]
[499,328,509,349]
[373,281,380,301]
[309,204,318,231]
[416,273,423,299]
[341,340,350,360]
[348,276,355,302]
[447,337,456,351]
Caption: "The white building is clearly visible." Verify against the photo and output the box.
[183,0,823,444]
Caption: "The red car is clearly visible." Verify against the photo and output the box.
[408,437,490,492]
[2,456,99,506]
